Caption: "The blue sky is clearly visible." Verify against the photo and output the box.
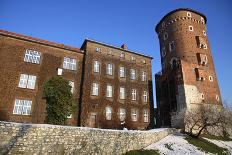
[1,0,232,107]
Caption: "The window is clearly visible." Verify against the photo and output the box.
[131,89,137,101]
[161,47,166,57]
[18,74,36,89]
[189,26,194,31]
[143,91,148,102]
[106,85,113,97]
[108,50,112,55]
[120,87,125,99]
[201,93,205,100]
[141,71,146,82]
[119,66,125,78]
[197,53,208,65]
[196,36,207,49]
[106,63,113,75]
[216,95,220,101]
[195,68,205,81]
[163,32,168,40]
[67,114,72,118]
[96,47,101,52]
[187,12,192,17]
[13,99,32,115]
[201,17,205,23]
[162,21,165,28]
[69,81,74,93]
[209,76,213,82]
[93,60,100,73]
[92,83,99,96]
[130,69,136,80]
[24,49,41,64]
[169,41,175,52]
[203,30,206,36]
[141,59,146,64]
[131,109,138,121]
[119,108,126,121]
[106,107,112,120]
[63,57,77,70]
[120,52,125,59]
[131,56,136,61]
[143,109,149,122]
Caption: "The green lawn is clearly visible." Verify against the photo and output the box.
[201,134,232,141]
[185,136,229,155]
[124,149,159,155]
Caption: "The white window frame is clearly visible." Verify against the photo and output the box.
[93,60,100,73]
[119,108,126,121]
[131,89,137,101]
[141,71,146,82]
[63,57,77,70]
[130,69,136,80]
[201,93,205,100]
[92,83,99,96]
[18,74,36,89]
[106,85,113,98]
[187,12,192,17]
[24,49,41,64]
[209,76,213,82]
[107,63,113,75]
[189,26,194,31]
[106,106,112,120]
[201,17,205,23]
[143,109,149,123]
[131,109,138,121]
[120,52,125,59]
[216,95,220,101]
[142,59,146,64]
[119,66,125,78]
[96,47,101,52]
[120,87,125,100]
[13,99,32,115]
[131,56,135,61]
[203,30,206,36]
[143,91,148,102]
[69,81,74,93]
[169,41,175,52]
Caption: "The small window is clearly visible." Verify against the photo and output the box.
[13,99,32,115]
[18,74,36,89]
[141,71,146,82]
[106,85,113,98]
[63,57,77,70]
[187,12,192,17]
[120,52,125,59]
[130,69,136,80]
[131,89,137,101]
[67,114,72,118]
[119,108,126,121]
[108,50,112,55]
[216,95,220,101]
[106,106,112,120]
[189,26,194,31]
[143,109,149,123]
[201,93,205,100]
[119,66,125,78]
[141,59,146,64]
[92,83,99,96]
[120,87,125,99]
[24,49,41,64]
[69,81,74,93]
[161,47,166,57]
[209,76,213,82]
[162,22,165,28]
[169,41,175,52]
[203,30,206,36]
[96,47,101,52]
[201,17,205,23]
[195,68,205,81]
[143,91,148,102]
[163,32,168,40]
[106,63,113,75]
[131,109,138,121]
[131,56,136,61]
[93,60,100,73]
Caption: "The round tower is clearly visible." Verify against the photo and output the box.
[155,8,222,126]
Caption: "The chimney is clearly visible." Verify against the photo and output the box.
[121,44,127,50]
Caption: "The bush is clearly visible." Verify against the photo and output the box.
[43,76,75,125]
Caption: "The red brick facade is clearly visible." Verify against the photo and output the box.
[155,9,222,127]
[0,30,153,130]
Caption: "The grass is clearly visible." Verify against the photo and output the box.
[185,136,229,155]
[164,143,173,151]
[124,149,159,155]
[201,134,232,141]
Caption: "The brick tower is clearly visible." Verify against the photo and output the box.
[155,8,222,127]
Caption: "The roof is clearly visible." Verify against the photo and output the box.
[0,29,82,53]
[81,38,153,59]
[155,8,207,33]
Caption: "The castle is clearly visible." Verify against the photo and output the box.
[0,8,222,129]
[155,8,222,127]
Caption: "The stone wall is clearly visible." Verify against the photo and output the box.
[0,121,174,155]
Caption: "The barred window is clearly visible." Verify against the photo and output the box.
[63,57,77,70]
[13,99,32,115]
[24,49,41,64]
[18,74,36,89]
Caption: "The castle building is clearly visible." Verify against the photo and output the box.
[0,30,154,130]
[155,8,222,127]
